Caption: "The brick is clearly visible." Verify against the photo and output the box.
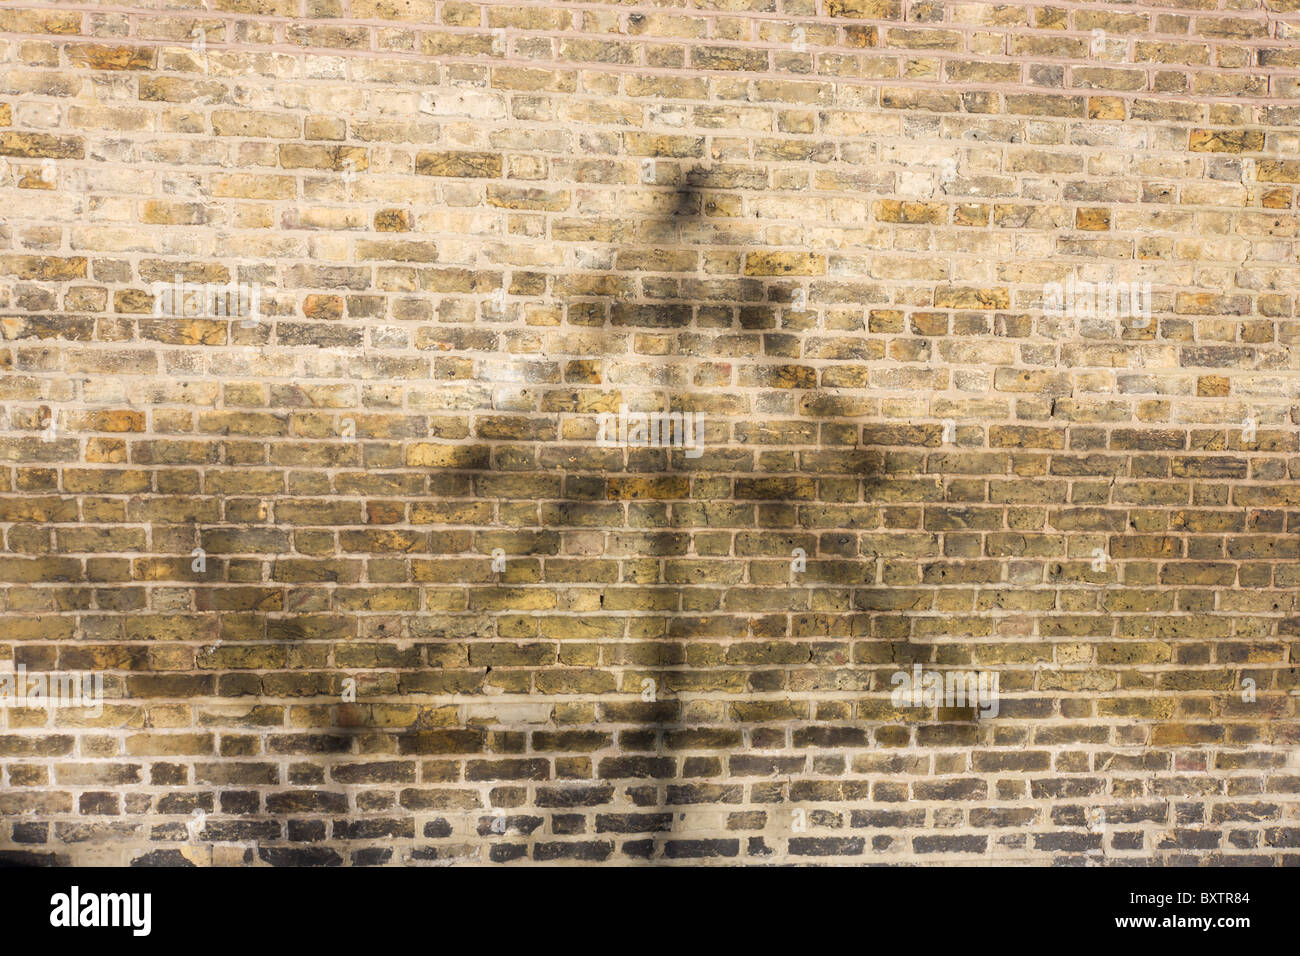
[0,0,1291,870]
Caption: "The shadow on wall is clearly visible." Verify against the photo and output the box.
[0,169,909,870]
[382,165,905,864]
[534,166,891,864]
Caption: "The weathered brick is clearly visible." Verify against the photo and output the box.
[0,0,1291,870]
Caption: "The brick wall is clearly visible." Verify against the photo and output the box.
[2,0,1300,866]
